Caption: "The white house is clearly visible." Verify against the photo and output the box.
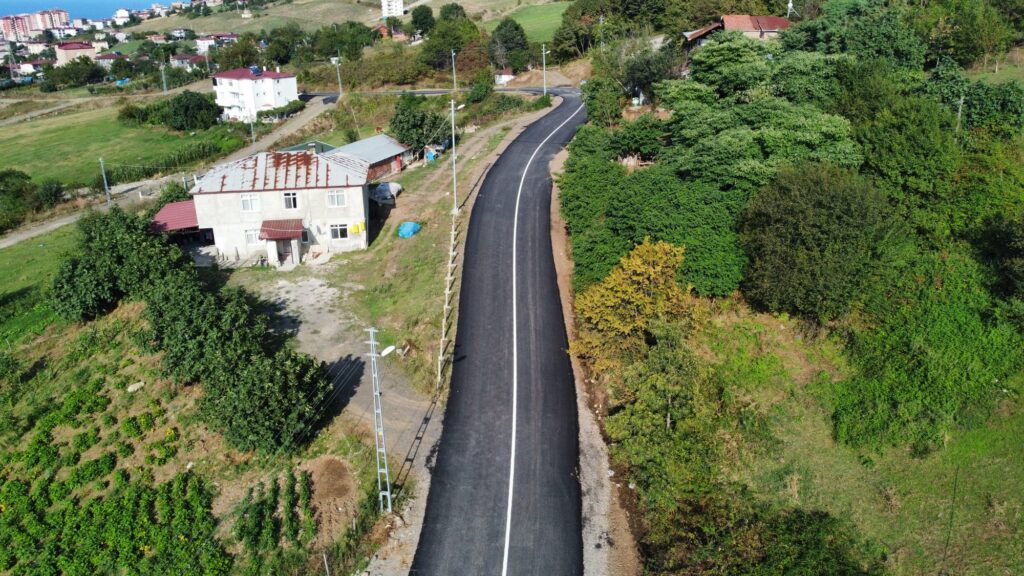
[212,66,299,122]
[113,8,131,26]
[195,35,216,54]
[185,150,371,265]
[381,0,404,19]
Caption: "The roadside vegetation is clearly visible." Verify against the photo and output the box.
[558,0,1024,573]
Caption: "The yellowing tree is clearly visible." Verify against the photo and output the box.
[572,239,689,373]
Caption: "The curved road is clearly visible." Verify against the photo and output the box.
[411,91,587,575]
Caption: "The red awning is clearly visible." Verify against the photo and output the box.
[259,219,304,240]
[150,199,198,232]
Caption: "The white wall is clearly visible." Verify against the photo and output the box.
[193,185,370,263]
[214,75,299,122]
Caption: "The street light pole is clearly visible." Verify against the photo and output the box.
[541,43,549,95]
[451,49,457,92]
[334,49,343,99]
[450,98,458,215]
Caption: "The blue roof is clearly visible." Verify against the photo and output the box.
[326,134,409,165]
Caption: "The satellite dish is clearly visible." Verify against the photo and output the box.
[381,345,396,357]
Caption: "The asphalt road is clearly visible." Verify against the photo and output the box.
[411,90,587,575]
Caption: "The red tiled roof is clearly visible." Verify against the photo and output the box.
[721,14,791,33]
[213,67,293,80]
[259,219,304,240]
[151,199,198,232]
[57,42,93,50]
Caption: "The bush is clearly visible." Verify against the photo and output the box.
[741,164,902,321]
[833,250,1023,452]
[256,99,306,120]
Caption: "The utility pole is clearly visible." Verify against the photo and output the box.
[333,49,343,99]
[599,15,605,50]
[367,327,393,513]
[451,49,457,92]
[541,43,549,95]
[6,42,15,81]
[249,120,256,145]
[160,63,167,93]
[99,158,111,206]
[450,98,459,215]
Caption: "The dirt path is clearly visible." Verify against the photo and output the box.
[220,97,330,163]
[549,149,642,576]
[0,100,80,127]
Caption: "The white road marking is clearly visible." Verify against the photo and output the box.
[503,101,585,576]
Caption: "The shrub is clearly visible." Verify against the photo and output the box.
[741,163,902,321]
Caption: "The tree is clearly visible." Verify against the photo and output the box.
[33,180,64,210]
[46,57,105,89]
[623,48,673,101]
[489,17,530,71]
[109,57,134,78]
[214,37,260,69]
[439,2,468,21]
[689,31,770,96]
[411,5,436,35]
[572,239,689,371]
[419,17,480,69]
[581,76,622,126]
[740,163,901,321]
[0,169,34,232]
[388,94,448,154]
[165,91,221,131]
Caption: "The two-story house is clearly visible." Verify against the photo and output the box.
[189,149,371,265]
[212,66,299,122]
[55,41,96,66]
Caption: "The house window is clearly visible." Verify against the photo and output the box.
[330,224,348,240]
[245,229,260,245]
[327,190,346,208]
[301,229,310,243]
[284,191,298,209]
[240,193,259,212]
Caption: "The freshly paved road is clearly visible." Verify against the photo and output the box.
[411,90,587,575]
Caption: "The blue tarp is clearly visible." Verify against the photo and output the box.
[397,222,421,238]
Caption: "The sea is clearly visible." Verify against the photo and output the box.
[1,0,168,20]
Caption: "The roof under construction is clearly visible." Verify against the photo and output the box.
[191,150,369,194]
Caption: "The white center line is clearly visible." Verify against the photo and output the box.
[503,101,585,576]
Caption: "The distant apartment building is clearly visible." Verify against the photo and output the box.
[1,16,31,41]
[212,66,299,122]
[55,42,96,66]
[113,8,131,26]
[381,0,404,19]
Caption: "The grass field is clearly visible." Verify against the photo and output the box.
[698,311,1024,575]
[0,104,247,185]
[0,225,76,346]
[484,2,572,43]
[101,39,145,55]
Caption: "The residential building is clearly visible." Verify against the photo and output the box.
[55,42,96,66]
[23,41,49,55]
[381,0,404,19]
[683,14,791,47]
[95,52,127,70]
[146,32,167,44]
[17,59,51,75]
[170,52,207,70]
[1,16,30,41]
[113,9,131,26]
[212,66,299,122]
[195,35,216,54]
[170,27,191,39]
[495,67,514,86]
[182,150,371,265]
[325,133,411,181]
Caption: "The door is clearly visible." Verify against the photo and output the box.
[278,240,293,263]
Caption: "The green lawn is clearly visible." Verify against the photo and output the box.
[0,225,77,345]
[102,39,144,55]
[484,2,572,43]
[969,57,1024,84]
[0,104,247,186]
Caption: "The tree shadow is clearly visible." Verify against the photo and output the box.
[304,354,365,441]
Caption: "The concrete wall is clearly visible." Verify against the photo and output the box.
[193,184,369,263]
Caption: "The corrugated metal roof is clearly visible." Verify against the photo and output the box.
[259,219,303,240]
[325,134,410,166]
[684,21,723,42]
[150,199,198,232]
[721,14,791,33]
[192,151,369,194]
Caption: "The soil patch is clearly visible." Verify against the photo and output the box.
[302,455,360,548]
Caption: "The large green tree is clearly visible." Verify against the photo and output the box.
[411,5,436,34]
[388,94,448,153]
[741,163,900,321]
[488,17,530,72]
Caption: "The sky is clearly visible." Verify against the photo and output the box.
[1,0,165,20]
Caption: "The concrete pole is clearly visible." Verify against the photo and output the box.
[451,49,457,93]
[160,63,167,93]
[450,98,458,215]
[335,48,343,98]
[99,158,111,206]
[542,43,549,95]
